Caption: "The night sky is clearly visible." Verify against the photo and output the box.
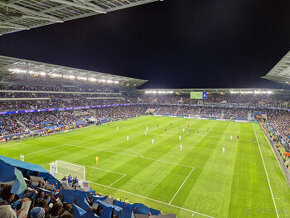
[0,0,289,89]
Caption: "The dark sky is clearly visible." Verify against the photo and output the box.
[0,0,289,89]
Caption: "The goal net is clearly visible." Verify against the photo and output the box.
[49,160,86,181]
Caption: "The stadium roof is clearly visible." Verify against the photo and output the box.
[262,50,290,85]
[0,55,147,87]
[0,0,159,36]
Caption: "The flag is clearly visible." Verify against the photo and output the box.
[73,204,86,217]
[0,160,27,195]
[11,168,27,195]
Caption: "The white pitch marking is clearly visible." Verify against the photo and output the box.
[21,143,205,215]
[109,174,126,187]
[14,144,66,158]
[0,142,21,148]
[260,125,287,180]
[98,147,144,158]
[252,124,279,218]
[81,164,126,176]
[168,167,195,205]
[66,144,193,168]
[88,180,214,218]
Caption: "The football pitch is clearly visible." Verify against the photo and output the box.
[1,116,289,217]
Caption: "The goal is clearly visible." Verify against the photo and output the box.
[49,160,86,181]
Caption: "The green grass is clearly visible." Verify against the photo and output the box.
[1,116,289,218]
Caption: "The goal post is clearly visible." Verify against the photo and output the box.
[50,160,86,181]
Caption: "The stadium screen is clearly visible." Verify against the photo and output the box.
[190,92,207,99]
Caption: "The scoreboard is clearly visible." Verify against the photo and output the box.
[190,92,207,99]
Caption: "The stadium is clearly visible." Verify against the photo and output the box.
[0,1,289,218]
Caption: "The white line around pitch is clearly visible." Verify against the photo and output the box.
[260,126,287,181]
[252,124,279,218]
[168,167,195,205]
[88,180,214,218]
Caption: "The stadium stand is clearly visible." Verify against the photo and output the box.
[0,56,289,217]
[0,155,171,218]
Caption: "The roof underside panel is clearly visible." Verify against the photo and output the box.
[0,0,159,36]
[0,55,147,87]
[262,51,290,85]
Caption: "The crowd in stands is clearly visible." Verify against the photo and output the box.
[0,99,131,111]
[0,105,148,139]
[0,170,168,218]
[267,110,290,140]
[0,115,24,135]
[140,94,289,108]
[155,105,250,120]
[18,113,61,131]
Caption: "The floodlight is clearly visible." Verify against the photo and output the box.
[77,76,87,81]
[50,73,62,78]
[88,77,97,82]
[9,68,27,73]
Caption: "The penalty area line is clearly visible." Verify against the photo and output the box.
[168,167,195,205]
[88,180,214,218]
[109,174,126,187]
